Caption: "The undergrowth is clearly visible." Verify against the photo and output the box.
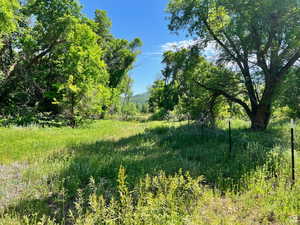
[0,120,299,224]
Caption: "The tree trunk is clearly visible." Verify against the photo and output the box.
[70,93,76,128]
[249,104,272,131]
[208,94,219,128]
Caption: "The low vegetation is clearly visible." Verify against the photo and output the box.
[0,120,299,224]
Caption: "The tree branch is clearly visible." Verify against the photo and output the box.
[193,78,252,117]
[278,51,300,79]
[0,39,65,105]
[203,20,258,107]
[203,20,240,64]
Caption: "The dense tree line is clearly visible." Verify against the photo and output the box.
[0,0,142,126]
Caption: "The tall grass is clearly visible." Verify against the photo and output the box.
[0,120,299,224]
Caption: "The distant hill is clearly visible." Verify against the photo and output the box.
[131,92,150,105]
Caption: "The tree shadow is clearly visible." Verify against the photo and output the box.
[50,124,288,199]
[3,123,287,223]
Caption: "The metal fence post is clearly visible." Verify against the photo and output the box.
[291,119,296,185]
[229,120,232,156]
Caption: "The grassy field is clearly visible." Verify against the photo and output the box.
[0,120,299,224]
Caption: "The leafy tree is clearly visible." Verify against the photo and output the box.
[104,38,142,89]
[120,75,134,107]
[148,80,178,113]
[86,10,142,114]
[0,0,81,110]
[53,19,108,127]
[0,0,142,126]
[141,103,149,114]
[0,0,20,100]
[85,10,142,89]
[121,102,138,120]
[153,49,237,126]
[93,9,113,40]
[167,0,300,130]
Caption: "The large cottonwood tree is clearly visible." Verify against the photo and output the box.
[167,0,300,130]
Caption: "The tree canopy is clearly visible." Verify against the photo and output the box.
[0,0,19,38]
[167,0,300,130]
[0,0,142,126]
[149,48,239,125]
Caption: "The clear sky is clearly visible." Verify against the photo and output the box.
[79,0,187,94]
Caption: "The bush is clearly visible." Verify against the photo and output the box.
[0,111,64,127]
[121,103,138,120]
[149,109,169,121]
[69,168,207,225]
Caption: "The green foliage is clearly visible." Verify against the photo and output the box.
[167,0,300,130]
[0,0,19,45]
[104,38,142,89]
[149,50,239,126]
[53,18,109,126]
[93,9,112,39]
[69,169,207,225]
[148,79,179,113]
[276,69,300,119]
[149,108,169,121]
[121,102,138,120]
[0,0,142,127]
[140,103,149,114]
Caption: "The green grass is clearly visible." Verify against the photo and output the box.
[0,120,160,164]
[0,119,299,225]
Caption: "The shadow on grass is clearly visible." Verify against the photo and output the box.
[4,123,287,223]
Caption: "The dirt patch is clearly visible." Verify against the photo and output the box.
[0,163,28,210]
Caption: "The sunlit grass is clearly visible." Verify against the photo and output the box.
[0,120,165,164]
[0,119,299,225]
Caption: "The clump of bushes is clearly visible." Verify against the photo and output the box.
[3,164,299,225]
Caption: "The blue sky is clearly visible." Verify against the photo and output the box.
[79,0,188,94]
